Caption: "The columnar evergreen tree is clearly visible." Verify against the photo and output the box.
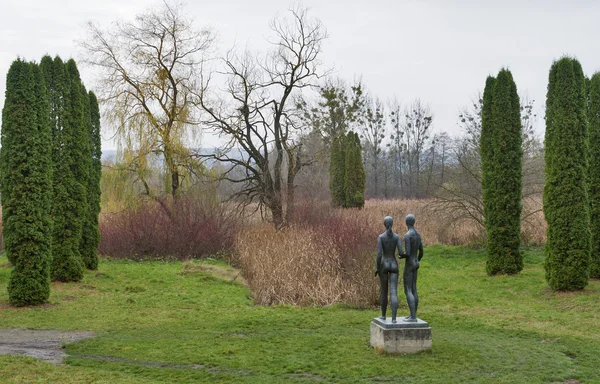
[78,82,99,270]
[481,76,496,267]
[481,69,523,275]
[588,72,600,278]
[356,132,366,206]
[0,60,53,306]
[344,131,366,208]
[480,76,495,259]
[544,57,591,290]
[84,91,102,270]
[41,56,85,282]
[480,76,496,190]
[329,131,366,208]
[330,135,347,207]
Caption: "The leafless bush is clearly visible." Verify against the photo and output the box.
[99,196,241,260]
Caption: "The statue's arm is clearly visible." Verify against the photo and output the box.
[404,234,412,258]
[375,236,383,276]
[397,236,406,259]
[418,239,424,261]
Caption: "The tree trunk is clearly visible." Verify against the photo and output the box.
[285,148,302,224]
[163,141,180,198]
[270,199,284,229]
[171,169,180,197]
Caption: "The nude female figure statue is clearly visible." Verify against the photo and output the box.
[375,216,402,323]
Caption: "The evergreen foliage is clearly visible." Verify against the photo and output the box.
[329,132,366,208]
[329,135,347,207]
[83,91,102,270]
[544,57,591,290]
[588,72,600,278]
[0,59,52,305]
[480,76,496,258]
[344,132,366,208]
[585,76,591,111]
[481,69,523,275]
[78,82,98,270]
[41,56,84,282]
[480,76,496,188]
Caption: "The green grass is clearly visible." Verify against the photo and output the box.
[1,247,600,383]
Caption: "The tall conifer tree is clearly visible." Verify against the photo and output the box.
[588,72,600,278]
[330,135,346,207]
[544,57,591,290]
[481,75,496,231]
[1,60,52,305]
[83,91,102,270]
[79,83,98,270]
[41,56,84,282]
[481,69,523,275]
[344,132,365,208]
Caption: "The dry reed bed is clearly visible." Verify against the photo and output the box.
[236,201,380,307]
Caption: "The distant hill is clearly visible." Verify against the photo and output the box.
[101,149,117,163]
[100,148,245,166]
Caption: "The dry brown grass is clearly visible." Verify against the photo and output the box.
[235,224,378,307]
[358,199,465,246]
[362,198,545,246]
[520,196,546,245]
[179,260,247,286]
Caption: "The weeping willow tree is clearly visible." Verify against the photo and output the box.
[80,2,215,200]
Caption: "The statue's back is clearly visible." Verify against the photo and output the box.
[380,233,399,257]
[405,229,421,261]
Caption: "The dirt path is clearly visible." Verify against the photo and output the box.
[0,329,95,365]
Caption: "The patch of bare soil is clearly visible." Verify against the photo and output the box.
[179,261,247,286]
[0,329,95,365]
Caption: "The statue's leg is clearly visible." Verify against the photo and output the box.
[379,271,389,319]
[413,269,419,316]
[390,272,399,323]
[404,268,417,320]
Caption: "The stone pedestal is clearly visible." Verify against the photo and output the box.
[370,317,432,354]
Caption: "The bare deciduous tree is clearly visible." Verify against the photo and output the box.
[80,1,215,199]
[429,94,543,242]
[360,98,386,197]
[400,99,434,198]
[200,6,328,228]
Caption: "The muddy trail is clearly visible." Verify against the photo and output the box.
[0,329,95,365]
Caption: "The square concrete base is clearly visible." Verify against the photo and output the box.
[370,317,432,354]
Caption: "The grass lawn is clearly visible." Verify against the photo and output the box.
[1,246,599,383]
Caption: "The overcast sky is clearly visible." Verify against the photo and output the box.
[1,0,600,150]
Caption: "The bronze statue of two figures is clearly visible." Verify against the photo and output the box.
[376,215,423,323]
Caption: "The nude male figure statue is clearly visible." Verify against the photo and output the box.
[402,214,424,322]
[375,216,402,323]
